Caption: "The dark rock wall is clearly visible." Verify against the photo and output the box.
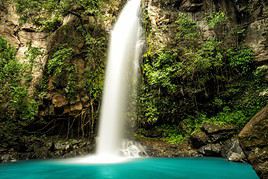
[143,0,268,62]
[239,105,268,178]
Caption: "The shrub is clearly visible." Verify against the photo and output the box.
[206,12,227,28]
[0,36,38,121]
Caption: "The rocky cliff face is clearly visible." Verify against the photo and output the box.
[0,0,127,138]
[0,3,49,94]
[239,105,268,178]
[144,0,268,62]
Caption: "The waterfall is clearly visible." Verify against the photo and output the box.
[66,0,143,164]
[96,0,142,157]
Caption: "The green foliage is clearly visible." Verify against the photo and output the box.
[194,39,223,71]
[25,45,43,64]
[175,13,200,45]
[10,87,38,121]
[138,92,159,124]
[206,12,227,28]
[65,68,77,99]
[0,37,16,65]
[39,16,62,32]
[160,125,184,144]
[13,0,104,30]
[138,12,260,129]
[84,33,106,100]
[48,47,73,76]
[227,47,254,74]
[254,65,268,78]
[143,50,178,93]
[136,125,185,144]
[185,77,268,135]
[25,45,43,76]
[0,36,38,122]
[47,46,80,99]
[207,109,247,127]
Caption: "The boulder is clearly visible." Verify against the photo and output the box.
[190,130,209,148]
[239,105,268,178]
[221,138,246,162]
[52,94,68,108]
[188,122,240,158]
[201,123,237,143]
[198,143,222,156]
[245,18,268,63]
[0,154,17,163]
[202,123,237,134]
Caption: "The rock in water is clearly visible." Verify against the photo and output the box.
[239,105,268,178]
[222,138,246,162]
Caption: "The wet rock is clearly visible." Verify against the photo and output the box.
[186,122,239,158]
[201,123,237,143]
[0,136,95,163]
[255,161,268,179]
[198,144,222,157]
[0,153,17,163]
[239,105,268,178]
[139,138,200,157]
[54,142,67,151]
[190,130,209,148]
[222,138,246,162]
[121,140,148,157]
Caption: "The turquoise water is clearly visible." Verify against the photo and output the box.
[0,158,259,179]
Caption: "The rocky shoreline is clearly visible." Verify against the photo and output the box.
[138,123,246,162]
[0,137,95,163]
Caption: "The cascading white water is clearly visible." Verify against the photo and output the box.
[96,0,142,157]
[66,0,143,164]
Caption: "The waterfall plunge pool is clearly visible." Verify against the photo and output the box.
[0,158,258,179]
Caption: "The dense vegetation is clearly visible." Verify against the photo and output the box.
[12,0,103,31]
[137,12,268,143]
[0,37,38,146]
[1,0,107,140]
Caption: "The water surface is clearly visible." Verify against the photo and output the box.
[0,158,259,179]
